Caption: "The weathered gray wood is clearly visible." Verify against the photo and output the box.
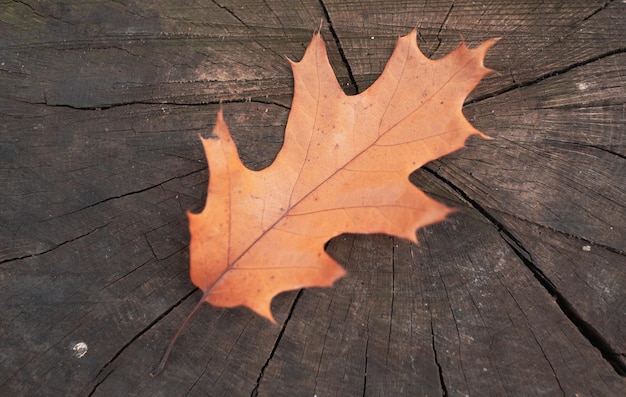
[0,0,348,108]
[436,52,626,361]
[324,0,626,101]
[1,0,624,396]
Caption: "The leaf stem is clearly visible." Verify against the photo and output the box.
[150,296,206,376]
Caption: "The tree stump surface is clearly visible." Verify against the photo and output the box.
[1,1,624,396]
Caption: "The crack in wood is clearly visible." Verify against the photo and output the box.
[581,0,616,22]
[429,315,448,397]
[10,96,291,111]
[312,313,332,395]
[250,289,303,397]
[361,312,370,397]
[144,235,159,260]
[48,168,204,221]
[0,222,110,265]
[576,143,626,162]
[104,257,156,289]
[210,0,250,29]
[423,166,626,376]
[260,0,288,38]
[385,242,396,366]
[318,0,359,94]
[438,261,471,389]
[86,287,198,395]
[503,281,566,394]
[429,2,455,58]
[492,206,624,257]
[466,48,626,105]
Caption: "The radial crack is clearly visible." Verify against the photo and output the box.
[581,0,615,22]
[210,0,250,29]
[429,2,455,57]
[467,48,626,105]
[361,313,370,397]
[318,0,359,93]
[51,169,204,221]
[87,288,199,396]
[430,316,449,397]
[0,222,110,265]
[424,166,626,375]
[11,95,291,110]
[250,289,303,397]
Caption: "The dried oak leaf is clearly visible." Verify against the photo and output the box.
[153,29,496,374]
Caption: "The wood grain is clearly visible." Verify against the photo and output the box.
[1,0,624,395]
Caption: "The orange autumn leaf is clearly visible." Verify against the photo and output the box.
[153,29,496,375]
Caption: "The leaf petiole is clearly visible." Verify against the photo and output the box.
[150,295,206,376]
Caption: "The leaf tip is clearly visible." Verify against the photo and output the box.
[251,302,278,325]
[312,29,325,45]
[216,106,225,126]
[479,131,494,140]
[475,36,500,66]
[208,107,231,141]
[316,18,323,35]
[487,36,502,46]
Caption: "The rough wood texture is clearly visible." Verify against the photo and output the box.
[1,1,624,396]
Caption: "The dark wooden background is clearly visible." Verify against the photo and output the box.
[1,1,624,395]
